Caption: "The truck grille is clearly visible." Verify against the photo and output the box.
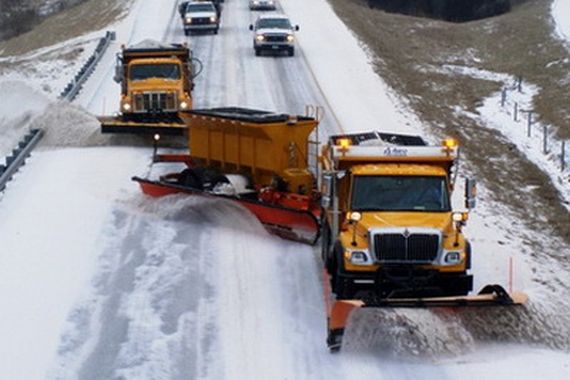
[192,17,213,25]
[133,92,177,113]
[265,35,286,42]
[373,233,439,263]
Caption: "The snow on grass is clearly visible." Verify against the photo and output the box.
[421,63,569,207]
[552,0,570,50]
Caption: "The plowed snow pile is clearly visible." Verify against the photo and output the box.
[343,296,570,358]
[28,102,179,148]
[0,81,50,156]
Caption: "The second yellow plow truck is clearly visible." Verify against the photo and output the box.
[319,131,527,351]
[99,40,202,136]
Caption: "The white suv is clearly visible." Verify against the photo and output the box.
[249,14,299,57]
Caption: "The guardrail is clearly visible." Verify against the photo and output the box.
[59,30,116,101]
[0,129,44,193]
[0,31,115,195]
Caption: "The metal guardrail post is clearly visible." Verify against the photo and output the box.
[0,129,44,192]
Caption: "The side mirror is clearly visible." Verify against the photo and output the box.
[249,24,254,31]
[321,173,334,208]
[465,178,477,209]
[113,65,123,83]
[295,25,299,31]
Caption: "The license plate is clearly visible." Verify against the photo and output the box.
[272,45,279,49]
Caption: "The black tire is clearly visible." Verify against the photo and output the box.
[178,169,201,189]
[465,241,472,270]
[321,222,334,273]
[255,48,261,56]
[288,47,295,57]
[184,30,190,36]
[331,243,353,299]
[214,28,218,35]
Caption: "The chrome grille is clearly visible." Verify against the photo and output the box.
[373,233,439,263]
[133,92,177,113]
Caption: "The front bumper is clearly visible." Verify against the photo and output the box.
[337,266,473,299]
[254,41,293,51]
[184,23,218,31]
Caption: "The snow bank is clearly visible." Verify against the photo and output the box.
[0,80,50,157]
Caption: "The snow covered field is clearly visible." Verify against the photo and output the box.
[0,0,569,379]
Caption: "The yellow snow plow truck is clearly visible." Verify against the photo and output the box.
[99,40,202,136]
[320,131,527,351]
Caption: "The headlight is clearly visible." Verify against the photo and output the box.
[444,251,461,264]
[122,103,131,111]
[350,251,368,265]
[255,34,265,41]
[186,18,192,23]
[210,16,217,22]
[180,101,188,109]
[287,34,295,42]
[347,249,370,265]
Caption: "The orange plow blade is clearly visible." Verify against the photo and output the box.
[323,270,528,352]
[133,176,321,245]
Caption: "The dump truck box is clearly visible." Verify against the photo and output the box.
[133,107,322,244]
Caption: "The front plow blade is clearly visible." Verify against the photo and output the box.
[324,272,528,352]
[133,177,320,245]
[99,116,188,136]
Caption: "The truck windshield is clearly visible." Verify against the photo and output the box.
[256,18,292,29]
[129,64,180,81]
[186,4,215,12]
[351,176,450,212]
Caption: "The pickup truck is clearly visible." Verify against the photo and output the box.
[249,14,299,56]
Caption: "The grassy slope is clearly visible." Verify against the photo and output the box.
[0,0,130,57]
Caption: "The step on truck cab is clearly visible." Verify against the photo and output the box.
[320,131,477,300]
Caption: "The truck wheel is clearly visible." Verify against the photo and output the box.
[214,28,218,35]
[288,48,295,57]
[178,169,201,189]
[184,30,190,36]
[331,244,353,299]
[321,222,333,273]
[255,48,261,56]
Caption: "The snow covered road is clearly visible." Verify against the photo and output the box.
[0,0,569,379]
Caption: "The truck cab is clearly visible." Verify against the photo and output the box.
[320,132,476,300]
[113,40,198,122]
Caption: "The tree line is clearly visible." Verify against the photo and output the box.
[0,0,89,41]
[366,0,515,22]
